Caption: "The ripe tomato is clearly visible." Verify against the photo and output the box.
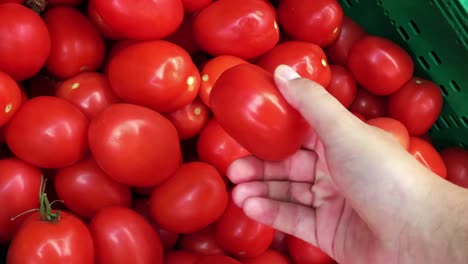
[349,88,388,120]
[215,198,275,258]
[195,255,241,264]
[165,14,201,55]
[47,0,84,5]
[242,250,291,264]
[43,7,106,79]
[87,0,124,40]
[326,65,357,108]
[257,41,331,87]
[93,0,184,40]
[408,137,447,178]
[6,96,88,168]
[182,0,212,13]
[107,40,200,113]
[278,0,343,47]
[324,16,367,66]
[180,225,224,255]
[0,3,50,81]
[286,235,334,264]
[367,117,410,149]
[348,36,414,95]
[164,251,199,264]
[0,0,24,3]
[54,156,133,220]
[166,97,211,140]
[0,71,22,126]
[193,0,279,59]
[150,162,228,233]
[199,55,247,107]
[89,207,164,264]
[210,63,309,161]
[441,147,468,188]
[388,77,443,136]
[56,72,120,119]
[88,103,182,187]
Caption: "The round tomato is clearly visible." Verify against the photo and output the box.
[0,71,22,126]
[87,0,124,40]
[43,7,106,79]
[326,65,357,108]
[195,255,241,264]
[388,77,443,136]
[180,225,224,255]
[182,0,212,13]
[286,235,334,264]
[348,36,414,95]
[6,96,88,168]
[47,0,84,5]
[441,147,468,188]
[242,250,291,264]
[210,63,309,161]
[89,206,164,264]
[88,103,182,187]
[367,117,410,149]
[349,88,388,120]
[0,3,50,81]
[165,14,201,55]
[166,97,211,140]
[278,0,343,47]
[164,251,199,264]
[257,41,331,87]
[193,0,279,59]
[408,137,447,178]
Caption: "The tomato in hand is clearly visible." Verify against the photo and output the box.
[242,250,291,264]
[286,235,334,264]
[88,103,182,187]
[0,71,22,126]
[180,225,224,255]
[441,147,468,188]
[166,97,211,140]
[349,88,388,120]
[165,14,201,55]
[388,77,443,136]
[257,41,331,87]
[210,63,309,161]
[164,251,199,264]
[194,0,279,59]
[408,137,447,178]
[6,96,88,168]
[326,65,357,108]
[195,255,241,264]
[182,0,212,13]
[367,117,410,149]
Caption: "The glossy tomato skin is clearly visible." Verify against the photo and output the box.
[87,0,124,40]
[6,96,88,168]
[195,255,241,264]
[107,40,200,113]
[182,0,212,13]
[348,36,414,95]
[257,41,331,87]
[441,147,468,188]
[165,14,201,55]
[242,250,291,264]
[388,77,443,136]
[286,235,334,264]
[278,0,343,46]
[194,0,279,59]
[326,65,357,108]
[0,3,50,81]
[89,206,164,264]
[349,88,388,120]
[180,225,224,255]
[7,211,94,264]
[367,117,410,149]
[408,137,447,178]
[166,97,211,140]
[164,251,199,264]
[44,7,106,79]
[210,63,309,161]
[0,71,22,126]
[88,103,182,187]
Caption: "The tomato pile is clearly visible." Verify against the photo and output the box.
[0,0,467,263]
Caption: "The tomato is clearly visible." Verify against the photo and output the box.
[150,162,228,233]
[165,14,201,55]
[166,97,211,140]
[408,137,447,178]
[199,55,247,107]
[257,41,331,87]
[278,0,343,47]
[0,126,5,144]
[326,65,357,108]
[270,230,288,254]
[286,235,334,264]
[0,71,22,126]
[87,0,124,40]
[0,0,24,3]
[324,16,367,66]
[47,0,84,5]
[0,3,50,81]
[349,88,388,120]
[193,0,279,59]
[242,250,291,264]
[215,198,275,258]
[182,0,212,13]
[388,77,443,136]
[92,0,184,40]
[89,207,164,264]
[107,40,200,113]
[88,103,182,187]
[195,255,241,264]
[210,63,309,161]
[6,96,88,168]
[441,147,468,188]
[164,251,199,264]
[367,117,410,149]
[180,225,224,255]
[348,36,414,95]
[27,73,58,98]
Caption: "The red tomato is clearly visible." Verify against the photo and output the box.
[107,40,200,113]
[408,137,447,178]
[88,103,182,187]
[388,77,443,136]
[367,117,410,149]
[215,198,275,258]
[47,0,84,5]
[180,225,224,255]
[349,88,388,120]
[93,0,184,40]
[0,126,4,144]
[87,0,124,40]
[56,72,120,119]
[348,36,414,95]
[193,0,279,59]
[324,16,367,66]
[43,7,106,79]
[242,250,291,264]
[165,14,201,55]
[326,65,357,108]
[166,97,211,140]
[0,71,22,126]
[286,235,334,264]
[195,255,241,264]
[278,0,343,46]
[269,230,288,254]
[54,156,133,219]
[182,0,212,13]
[210,63,309,161]
[257,41,331,87]
[0,3,50,81]
[27,73,58,98]
[150,162,228,233]
[441,147,468,188]
[0,0,24,3]
[164,251,199,264]
[6,96,88,168]
[89,207,164,264]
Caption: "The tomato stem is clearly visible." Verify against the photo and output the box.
[38,177,61,223]
[25,0,47,15]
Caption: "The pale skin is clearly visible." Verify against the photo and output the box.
[227,65,468,264]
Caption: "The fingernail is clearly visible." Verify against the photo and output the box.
[275,65,301,82]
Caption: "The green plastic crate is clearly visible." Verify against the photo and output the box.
[338,0,468,148]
